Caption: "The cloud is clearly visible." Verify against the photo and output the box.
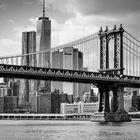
[29,18,38,26]
[0,4,7,9]
[51,13,99,47]
[0,39,21,56]
[23,1,35,5]
[7,19,16,25]
[13,18,36,39]
[39,0,76,23]
[75,0,140,17]
[0,18,37,57]
[38,0,140,24]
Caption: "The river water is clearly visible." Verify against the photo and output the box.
[0,120,139,140]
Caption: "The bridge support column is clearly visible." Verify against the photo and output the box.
[117,86,124,112]
[112,87,118,112]
[104,87,110,112]
[98,88,103,112]
[91,86,131,122]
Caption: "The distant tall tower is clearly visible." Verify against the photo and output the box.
[36,0,51,92]
[19,31,36,105]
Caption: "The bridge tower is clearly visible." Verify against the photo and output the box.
[92,25,131,122]
[99,24,124,75]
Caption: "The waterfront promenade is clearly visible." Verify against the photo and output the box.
[0,113,91,120]
[0,112,139,121]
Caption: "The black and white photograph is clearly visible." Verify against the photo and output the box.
[0,0,140,139]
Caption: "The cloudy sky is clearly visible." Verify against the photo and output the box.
[0,0,140,56]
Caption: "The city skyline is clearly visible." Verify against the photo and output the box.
[0,0,140,57]
[0,1,140,139]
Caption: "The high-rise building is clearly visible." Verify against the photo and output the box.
[51,51,63,92]
[137,95,140,111]
[30,90,60,113]
[36,0,51,92]
[12,80,20,96]
[19,31,36,105]
[51,91,60,113]
[63,47,84,100]
[51,47,90,101]
[0,83,11,113]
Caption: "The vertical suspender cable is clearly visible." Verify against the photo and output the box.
[133,37,135,76]
[126,34,128,75]
[128,35,131,75]
[97,37,99,71]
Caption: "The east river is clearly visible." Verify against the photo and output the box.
[0,120,139,140]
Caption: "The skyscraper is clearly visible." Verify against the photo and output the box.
[51,51,63,93]
[36,0,51,92]
[63,47,84,101]
[51,47,86,101]
[19,31,36,105]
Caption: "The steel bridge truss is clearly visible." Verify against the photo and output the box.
[0,64,140,88]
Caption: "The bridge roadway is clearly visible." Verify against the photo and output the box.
[0,64,140,87]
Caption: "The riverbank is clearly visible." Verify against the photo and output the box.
[0,113,91,121]
[0,113,139,122]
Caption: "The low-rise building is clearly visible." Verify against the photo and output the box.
[4,96,18,113]
[60,102,98,114]
[30,90,60,113]
[67,95,74,103]
[0,97,4,113]
[30,92,52,113]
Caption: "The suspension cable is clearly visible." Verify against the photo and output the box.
[123,35,140,49]
[123,44,140,59]
[124,30,140,44]
[0,32,99,59]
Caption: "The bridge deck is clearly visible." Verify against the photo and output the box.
[0,64,140,87]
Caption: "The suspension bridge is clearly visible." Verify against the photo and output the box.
[0,24,140,122]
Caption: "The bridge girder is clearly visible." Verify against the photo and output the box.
[0,64,140,88]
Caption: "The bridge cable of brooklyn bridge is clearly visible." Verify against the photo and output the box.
[0,24,140,121]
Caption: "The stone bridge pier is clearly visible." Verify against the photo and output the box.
[92,85,131,122]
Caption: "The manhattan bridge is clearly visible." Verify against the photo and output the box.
[0,24,140,121]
